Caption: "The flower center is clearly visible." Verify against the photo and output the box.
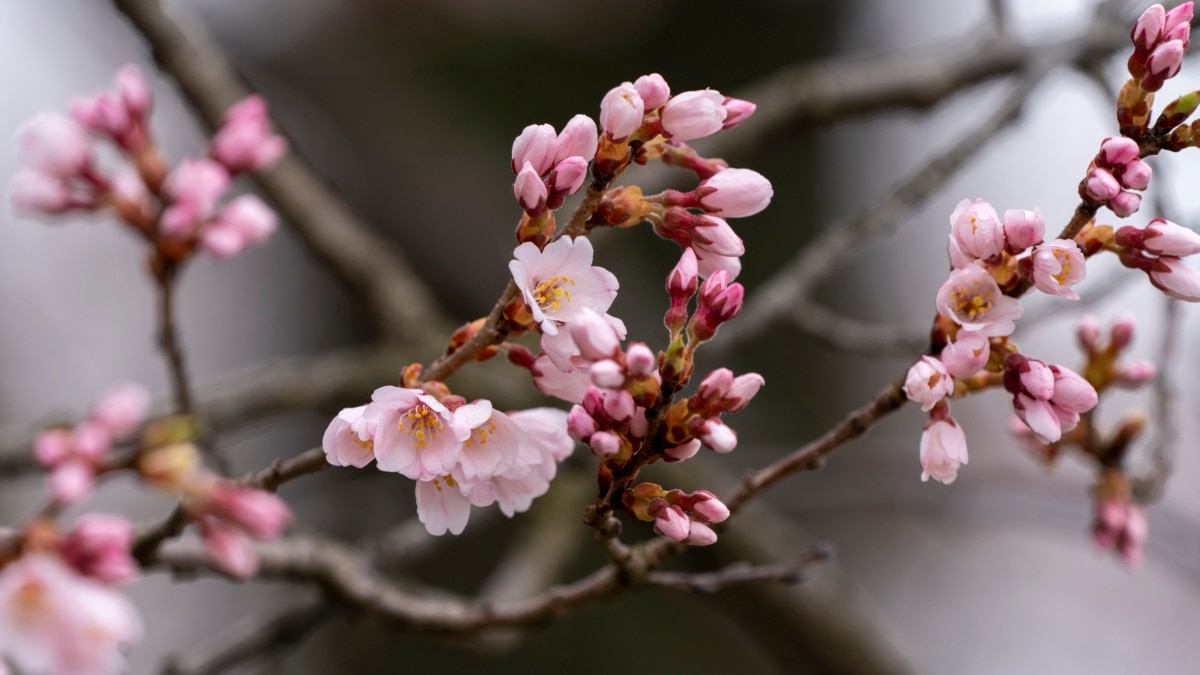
[431,475,458,492]
[1052,251,1073,286]
[399,404,442,449]
[463,419,497,447]
[951,280,994,320]
[533,275,575,312]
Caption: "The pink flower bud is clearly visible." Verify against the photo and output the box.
[50,460,95,504]
[210,95,287,173]
[661,90,727,141]
[512,161,548,213]
[1002,208,1045,251]
[726,373,765,413]
[904,356,953,411]
[920,416,968,484]
[566,405,597,441]
[697,418,737,453]
[1076,315,1103,352]
[599,82,644,142]
[625,343,656,377]
[1148,256,1200,300]
[1109,191,1142,218]
[663,439,701,463]
[949,198,1005,261]
[696,368,734,407]
[1119,159,1152,191]
[1143,218,1200,256]
[1147,39,1186,79]
[9,170,73,214]
[59,514,137,585]
[511,123,557,176]
[1017,358,1055,400]
[653,504,691,542]
[16,112,92,177]
[697,168,773,218]
[569,308,622,361]
[690,215,745,257]
[602,390,636,422]
[1132,4,1166,51]
[549,156,588,196]
[1115,359,1157,386]
[71,422,112,462]
[209,485,291,539]
[690,491,730,523]
[589,431,621,458]
[114,64,152,119]
[1050,366,1098,414]
[667,247,699,300]
[633,73,671,110]
[1099,137,1140,167]
[1110,314,1136,350]
[721,97,756,130]
[590,360,626,389]
[1164,2,1193,47]
[34,428,72,468]
[202,521,258,578]
[554,114,599,164]
[684,522,718,546]
[1031,239,1086,300]
[89,382,149,439]
[940,331,990,380]
[1084,168,1121,202]
[695,248,742,281]
[164,157,230,217]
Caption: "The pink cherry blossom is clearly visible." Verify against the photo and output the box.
[697,168,773,218]
[200,195,279,259]
[935,264,1023,337]
[920,416,968,484]
[553,115,599,164]
[625,343,656,377]
[322,404,376,468]
[1148,256,1200,301]
[210,95,287,173]
[415,475,474,535]
[904,356,953,412]
[721,97,756,129]
[513,161,548,214]
[652,504,691,541]
[1050,365,1098,414]
[664,439,701,463]
[9,170,74,214]
[16,112,93,178]
[599,82,644,141]
[161,157,231,236]
[941,331,990,379]
[690,491,730,523]
[1133,219,1200,256]
[949,198,1005,261]
[1119,159,1152,190]
[1084,168,1121,202]
[1093,499,1149,567]
[661,90,727,141]
[511,123,557,175]
[633,73,671,110]
[695,418,737,453]
[0,554,142,675]
[88,382,149,439]
[684,522,718,546]
[531,354,591,403]
[1133,4,1166,51]
[568,307,622,361]
[58,515,138,586]
[453,402,524,481]
[366,386,465,479]
[1109,190,1141,218]
[1031,239,1086,299]
[1003,208,1045,251]
[509,236,620,335]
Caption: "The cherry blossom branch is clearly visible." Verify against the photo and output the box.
[718,67,1051,353]
[643,546,830,592]
[154,266,195,416]
[108,0,450,343]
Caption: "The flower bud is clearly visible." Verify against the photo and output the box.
[549,156,588,197]
[690,491,730,523]
[721,97,756,129]
[566,405,597,441]
[599,82,644,142]
[661,90,727,141]
[663,439,701,463]
[684,522,718,546]
[940,331,990,380]
[1148,256,1200,300]
[17,112,93,177]
[697,168,773,218]
[1119,159,1152,191]
[511,123,557,176]
[1109,191,1142,218]
[1002,208,1045,251]
[1143,218,1200,256]
[1099,137,1140,167]
[589,431,621,458]
[1132,4,1166,51]
[633,73,671,110]
[513,161,548,213]
[1084,168,1121,202]
[904,356,953,411]
[590,360,626,389]
[652,504,691,541]
[625,343,656,377]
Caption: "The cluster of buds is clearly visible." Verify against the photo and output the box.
[33,382,149,504]
[904,198,1102,483]
[322,381,574,536]
[1129,2,1193,92]
[1092,469,1150,568]
[137,419,291,578]
[1114,217,1200,300]
[511,116,597,245]
[10,65,286,262]
[627,484,730,546]
[1080,137,1151,217]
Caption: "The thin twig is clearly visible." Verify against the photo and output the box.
[155,267,195,417]
[108,0,450,343]
[643,546,831,593]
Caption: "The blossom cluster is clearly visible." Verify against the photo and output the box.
[10,65,285,261]
[1128,1,1193,92]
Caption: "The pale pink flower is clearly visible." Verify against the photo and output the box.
[58,515,137,586]
[566,405,597,442]
[553,114,599,164]
[114,64,151,118]
[531,354,591,403]
[1003,208,1045,251]
[9,170,73,214]
[935,264,1023,337]
[207,484,291,540]
[508,407,573,464]
[904,356,954,412]
[1147,39,1185,79]
[1148,256,1200,301]
[949,198,1005,261]
[568,307,622,361]
[684,522,718,546]
[511,123,557,175]
[1013,394,1063,444]
[1134,219,1200,256]
[633,73,670,110]
[599,82,644,141]
[1109,190,1141,218]
[1084,168,1121,202]
[200,195,278,259]
[509,236,620,335]
[1017,358,1056,401]
[690,491,730,523]
[1031,239,1086,300]
[695,418,737,453]
[940,331,989,379]
[653,504,691,541]
[453,402,524,481]
[0,554,142,675]
[321,404,376,468]
[1093,499,1149,567]
[590,360,625,388]
[721,97,756,129]
[549,156,588,196]
[16,112,92,177]
[161,157,230,236]
[1133,4,1166,51]
[664,439,701,463]
[365,386,465,479]
[697,168,773,218]
[513,161,548,213]
[488,407,572,516]
[540,310,627,372]
[69,93,131,141]
[661,90,727,141]
[920,416,968,484]
[625,343,656,377]
[415,476,472,535]
[210,95,287,173]
[88,382,149,439]
[1120,159,1152,190]
[200,519,258,578]
[589,431,621,457]
[1050,365,1098,414]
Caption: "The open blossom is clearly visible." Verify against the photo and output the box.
[935,264,1023,337]
[509,236,620,335]
[1031,239,1086,300]
[415,475,478,536]
[0,554,141,675]
[454,402,524,481]
[920,414,968,484]
[941,331,990,379]
[365,386,465,479]
[904,356,953,411]
[321,404,376,468]
[949,198,1005,261]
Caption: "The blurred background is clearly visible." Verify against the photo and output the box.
[3,0,1200,673]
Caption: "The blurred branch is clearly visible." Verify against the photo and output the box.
[644,548,830,592]
[108,0,451,343]
[716,67,1051,353]
[1131,295,1180,503]
[161,594,330,675]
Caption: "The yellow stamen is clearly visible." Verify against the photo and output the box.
[398,404,443,450]
[533,276,576,312]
